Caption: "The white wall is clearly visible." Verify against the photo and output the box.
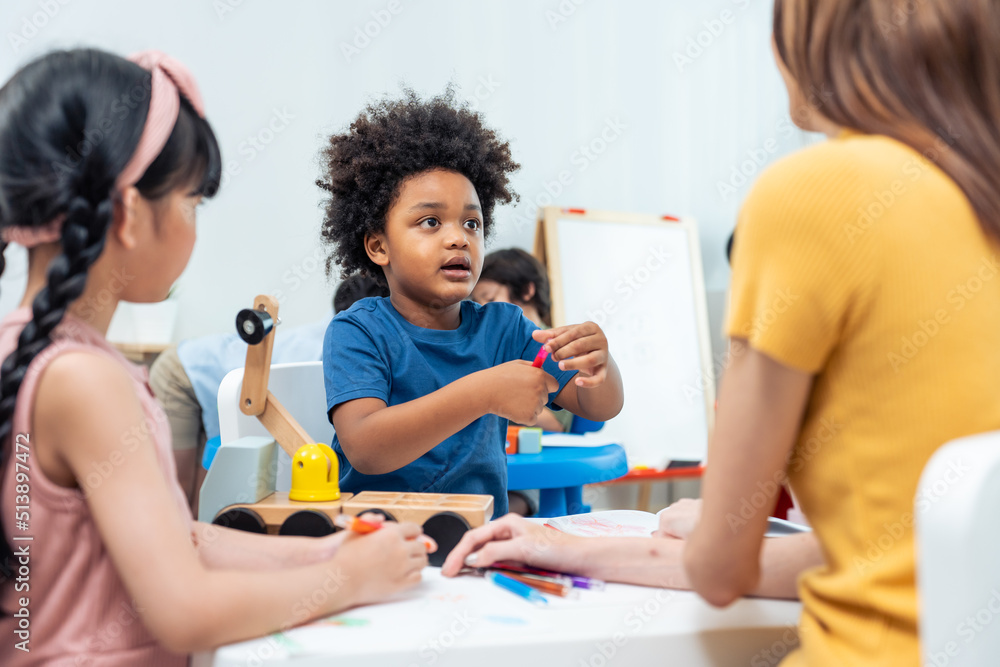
[1,0,819,351]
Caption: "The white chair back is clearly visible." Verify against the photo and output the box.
[216,361,333,492]
[917,431,1000,667]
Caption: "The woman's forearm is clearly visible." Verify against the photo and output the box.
[574,532,817,599]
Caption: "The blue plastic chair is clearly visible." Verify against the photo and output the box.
[569,415,605,435]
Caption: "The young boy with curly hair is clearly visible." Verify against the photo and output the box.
[317,89,624,517]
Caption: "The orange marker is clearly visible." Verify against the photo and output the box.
[334,514,383,534]
[334,513,436,551]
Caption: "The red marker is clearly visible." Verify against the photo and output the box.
[532,347,549,368]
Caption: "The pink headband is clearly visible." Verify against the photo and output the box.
[1,50,206,248]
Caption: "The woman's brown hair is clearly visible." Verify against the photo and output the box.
[773,0,1000,239]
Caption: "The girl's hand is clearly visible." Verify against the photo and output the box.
[533,322,610,389]
[336,521,434,606]
[654,498,702,540]
[314,511,388,558]
[441,514,582,577]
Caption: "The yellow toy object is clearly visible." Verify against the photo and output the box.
[289,443,340,502]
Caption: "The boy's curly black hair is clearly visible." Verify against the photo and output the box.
[316,87,520,282]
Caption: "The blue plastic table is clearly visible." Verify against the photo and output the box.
[507,444,628,517]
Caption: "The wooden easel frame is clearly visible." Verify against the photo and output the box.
[533,206,717,465]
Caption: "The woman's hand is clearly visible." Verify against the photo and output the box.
[441,514,582,577]
[654,498,703,539]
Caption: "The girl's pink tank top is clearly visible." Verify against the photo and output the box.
[0,307,191,666]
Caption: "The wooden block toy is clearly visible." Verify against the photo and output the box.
[505,425,521,454]
[518,427,542,454]
[342,491,494,567]
[213,492,354,537]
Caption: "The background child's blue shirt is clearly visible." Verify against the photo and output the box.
[322,297,577,518]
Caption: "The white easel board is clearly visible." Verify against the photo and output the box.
[535,207,715,467]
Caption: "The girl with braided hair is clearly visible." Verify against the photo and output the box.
[0,49,431,665]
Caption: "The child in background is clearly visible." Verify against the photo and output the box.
[471,248,571,517]
[150,274,388,509]
[318,90,624,518]
[0,49,430,665]
[471,248,573,434]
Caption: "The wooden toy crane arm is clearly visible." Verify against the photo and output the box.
[238,294,313,458]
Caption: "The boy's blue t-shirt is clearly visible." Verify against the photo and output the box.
[322,297,577,517]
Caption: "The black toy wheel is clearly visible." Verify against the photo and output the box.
[279,510,336,537]
[213,507,267,534]
[422,511,471,568]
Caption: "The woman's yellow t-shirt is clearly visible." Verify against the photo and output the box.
[727,131,1000,666]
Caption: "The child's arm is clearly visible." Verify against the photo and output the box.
[35,352,429,653]
[683,339,812,606]
[332,361,559,474]
[190,522,348,570]
[531,322,624,422]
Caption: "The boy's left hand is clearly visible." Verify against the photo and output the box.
[532,321,609,389]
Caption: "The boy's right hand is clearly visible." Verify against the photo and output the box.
[483,360,559,424]
[336,522,432,606]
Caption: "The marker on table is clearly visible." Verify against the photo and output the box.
[499,571,577,598]
[333,513,436,550]
[486,571,548,606]
[490,561,605,591]
[532,346,549,368]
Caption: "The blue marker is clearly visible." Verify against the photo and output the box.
[486,571,548,606]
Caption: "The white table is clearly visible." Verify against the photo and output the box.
[195,568,802,667]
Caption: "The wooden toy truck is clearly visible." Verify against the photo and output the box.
[197,295,493,566]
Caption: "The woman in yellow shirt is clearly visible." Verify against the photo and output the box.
[685,0,1000,664]
[444,1,1000,664]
